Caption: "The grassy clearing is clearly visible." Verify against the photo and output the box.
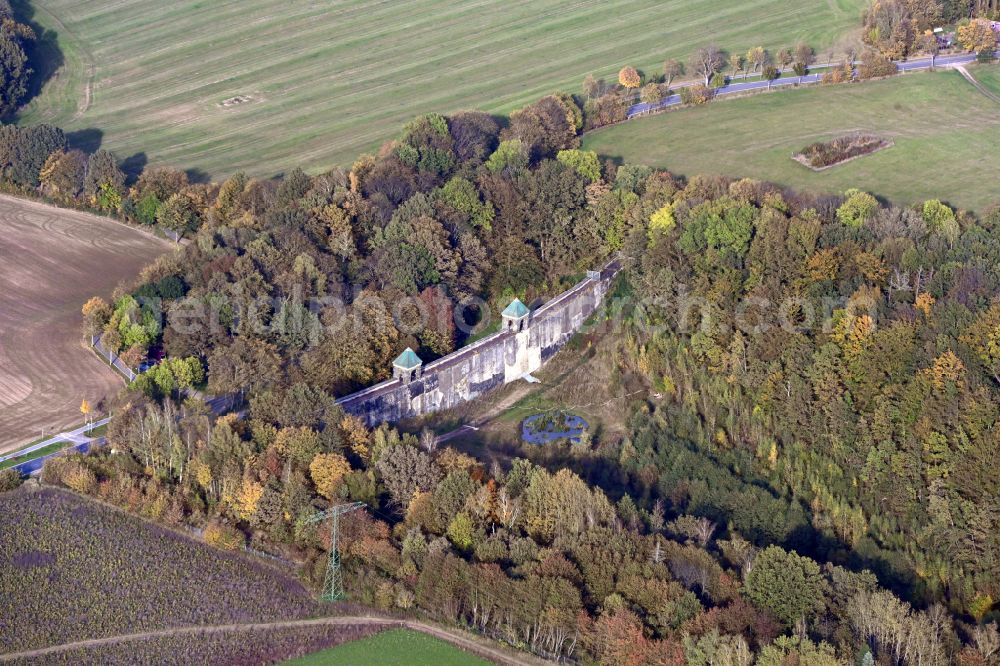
[19,0,862,179]
[282,628,491,666]
[583,70,1000,212]
[972,63,1000,96]
[85,422,108,437]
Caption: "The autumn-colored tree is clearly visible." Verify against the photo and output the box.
[435,447,478,474]
[746,46,767,75]
[794,42,815,67]
[729,53,744,79]
[961,301,1000,383]
[62,461,98,494]
[310,452,352,500]
[649,203,675,233]
[502,95,580,160]
[231,476,265,521]
[618,66,641,94]
[415,286,456,355]
[203,521,244,550]
[39,149,87,198]
[340,415,371,460]
[923,349,965,390]
[958,19,997,52]
[81,296,112,338]
[157,192,200,236]
[915,292,935,317]
[639,82,664,105]
[918,32,940,67]
[274,426,322,466]
[522,468,614,542]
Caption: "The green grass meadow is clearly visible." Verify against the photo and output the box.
[973,63,1000,97]
[282,629,491,666]
[583,68,1000,212]
[18,0,863,179]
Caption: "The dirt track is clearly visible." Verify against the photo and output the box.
[0,616,542,665]
[0,195,172,451]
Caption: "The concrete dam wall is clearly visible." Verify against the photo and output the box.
[336,261,620,426]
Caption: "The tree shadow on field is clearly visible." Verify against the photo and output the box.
[66,127,102,152]
[10,0,65,116]
[185,167,211,184]
[121,152,147,182]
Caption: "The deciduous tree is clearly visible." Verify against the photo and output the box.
[663,59,683,87]
[958,18,996,52]
[618,66,641,95]
[744,546,825,628]
[691,45,725,86]
[310,452,352,500]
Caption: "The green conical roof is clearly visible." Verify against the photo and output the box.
[393,347,422,369]
[502,298,529,319]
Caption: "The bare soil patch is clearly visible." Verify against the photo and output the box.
[218,93,264,109]
[0,196,172,452]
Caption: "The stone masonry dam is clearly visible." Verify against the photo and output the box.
[336,261,620,426]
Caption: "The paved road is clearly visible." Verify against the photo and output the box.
[0,417,110,475]
[627,52,987,118]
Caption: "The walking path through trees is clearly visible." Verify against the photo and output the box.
[0,616,543,666]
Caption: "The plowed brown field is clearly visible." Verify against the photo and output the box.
[0,195,172,452]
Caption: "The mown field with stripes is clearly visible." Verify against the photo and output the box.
[18,0,863,179]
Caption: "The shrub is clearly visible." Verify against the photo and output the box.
[857,51,897,79]
[798,134,885,168]
[639,82,665,104]
[0,469,22,492]
[204,521,245,550]
[679,84,713,105]
[821,62,855,85]
[583,94,627,130]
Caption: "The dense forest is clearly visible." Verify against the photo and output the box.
[1,0,999,663]
[0,0,34,118]
[0,88,992,664]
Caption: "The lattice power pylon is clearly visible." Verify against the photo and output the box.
[305,502,365,601]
